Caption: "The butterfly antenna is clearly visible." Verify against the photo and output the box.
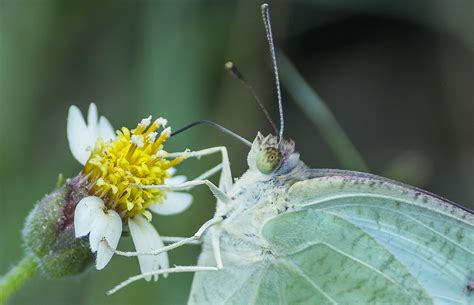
[225,61,278,135]
[171,119,252,147]
[261,3,284,142]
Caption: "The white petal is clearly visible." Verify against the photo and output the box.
[98,116,115,142]
[89,209,122,253]
[149,192,193,216]
[129,215,168,281]
[67,103,115,165]
[74,196,105,237]
[88,212,108,253]
[67,105,96,165]
[96,210,122,270]
[165,175,187,187]
[87,103,98,130]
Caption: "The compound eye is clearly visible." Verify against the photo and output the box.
[256,147,281,174]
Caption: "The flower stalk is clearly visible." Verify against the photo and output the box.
[0,255,38,305]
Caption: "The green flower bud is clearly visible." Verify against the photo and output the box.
[22,176,94,278]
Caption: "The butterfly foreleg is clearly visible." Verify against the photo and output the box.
[139,175,231,204]
[139,146,234,203]
[168,146,233,192]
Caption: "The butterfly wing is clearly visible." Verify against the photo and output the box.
[188,244,264,305]
[262,171,474,305]
[188,171,473,305]
[189,241,342,305]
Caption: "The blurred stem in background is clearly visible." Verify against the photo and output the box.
[278,52,369,172]
[0,255,38,305]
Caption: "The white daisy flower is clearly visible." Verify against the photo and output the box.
[68,103,192,280]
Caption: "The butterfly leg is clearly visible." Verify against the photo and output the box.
[113,216,225,257]
[139,176,231,204]
[160,236,201,245]
[107,265,220,295]
[168,146,233,192]
[211,230,223,270]
[140,146,234,202]
[108,229,225,295]
[116,166,231,257]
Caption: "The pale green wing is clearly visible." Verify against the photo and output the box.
[189,242,348,305]
[189,171,473,305]
[263,171,473,305]
[188,243,263,305]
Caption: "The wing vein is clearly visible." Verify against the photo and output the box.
[300,193,473,227]
[279,258,338,305]
[320,242,423,305]
[340,216,466,281]
[220,267,261,305]
[430,294,465,304]
[320,204,473,256]
[249,268,265,305]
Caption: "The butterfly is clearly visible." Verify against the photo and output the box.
[108,3,474,305]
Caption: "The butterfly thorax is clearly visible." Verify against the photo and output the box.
[209,133,310,262]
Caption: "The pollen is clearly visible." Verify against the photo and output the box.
[82,117,185,220]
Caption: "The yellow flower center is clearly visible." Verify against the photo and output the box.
[82,117,184,220]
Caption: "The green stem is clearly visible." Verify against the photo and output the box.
[0,255,38,305]
[278,52,369,172]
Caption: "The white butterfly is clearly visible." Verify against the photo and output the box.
[107,4,474,305]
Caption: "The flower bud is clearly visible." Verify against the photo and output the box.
[22,176,94,278]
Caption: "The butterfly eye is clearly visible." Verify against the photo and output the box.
[256,147,281,174]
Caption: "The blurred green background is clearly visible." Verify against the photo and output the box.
[1,0,473,304]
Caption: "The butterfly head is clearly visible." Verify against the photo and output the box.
[247,132,300,176]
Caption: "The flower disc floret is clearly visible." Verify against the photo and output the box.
[82,117,184,220]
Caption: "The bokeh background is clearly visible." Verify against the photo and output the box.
[1,0,473,304]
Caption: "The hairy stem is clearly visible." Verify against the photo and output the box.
[0,255,38,305]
